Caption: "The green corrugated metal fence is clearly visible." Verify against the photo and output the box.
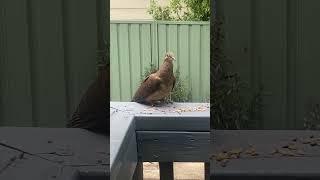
[217,0,320,129]
[0,0,108,127]
[110,21,210,102]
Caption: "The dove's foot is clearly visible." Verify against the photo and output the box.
[167,99,174,104]
[150,99,174,106]
[162,98,174,104]
[150,100,163,107]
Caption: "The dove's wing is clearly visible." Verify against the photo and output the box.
[132,74,162,103]
[172,75,176,91]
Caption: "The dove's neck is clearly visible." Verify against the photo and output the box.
[158,61,173,77]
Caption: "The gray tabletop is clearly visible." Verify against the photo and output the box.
[110,101,210,179]
[0,127,108,180]
[211,130,320,180]
[110,101,210,167]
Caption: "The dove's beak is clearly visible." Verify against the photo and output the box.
[173,57,176,61]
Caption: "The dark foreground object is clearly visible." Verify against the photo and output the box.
[211,130,320,180]
[67,64,108,135]
[0,127,109,180]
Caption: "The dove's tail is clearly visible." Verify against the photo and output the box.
[132,97,151,105]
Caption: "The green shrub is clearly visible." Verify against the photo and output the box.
[304,103,320,130]
[211,17,262,129]
[171,67,190,102]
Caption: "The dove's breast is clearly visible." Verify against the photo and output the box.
[146,81,173,102]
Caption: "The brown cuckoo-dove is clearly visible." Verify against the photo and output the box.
[132,52,176,105]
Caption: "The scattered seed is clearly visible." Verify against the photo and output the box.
[296,150,305,155]
[229,154,240,159]
[270,149,279,155]
[216,153,228,161]
[229,148,243,155]
[310,142,317,146]
[288,144,297,150]
[220,159,229,167]
[279,149,295,156]
[245,147,256,155]
[302,139,312,144]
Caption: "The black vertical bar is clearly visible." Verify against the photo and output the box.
[159,162,174,180]
[205,162,210,180]
[132,162,143,180]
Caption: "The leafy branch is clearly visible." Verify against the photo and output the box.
[147,0,210,21]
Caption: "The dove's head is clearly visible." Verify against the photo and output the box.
[164,52,176,63]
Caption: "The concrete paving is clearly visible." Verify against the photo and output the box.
[144,162,204,180]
